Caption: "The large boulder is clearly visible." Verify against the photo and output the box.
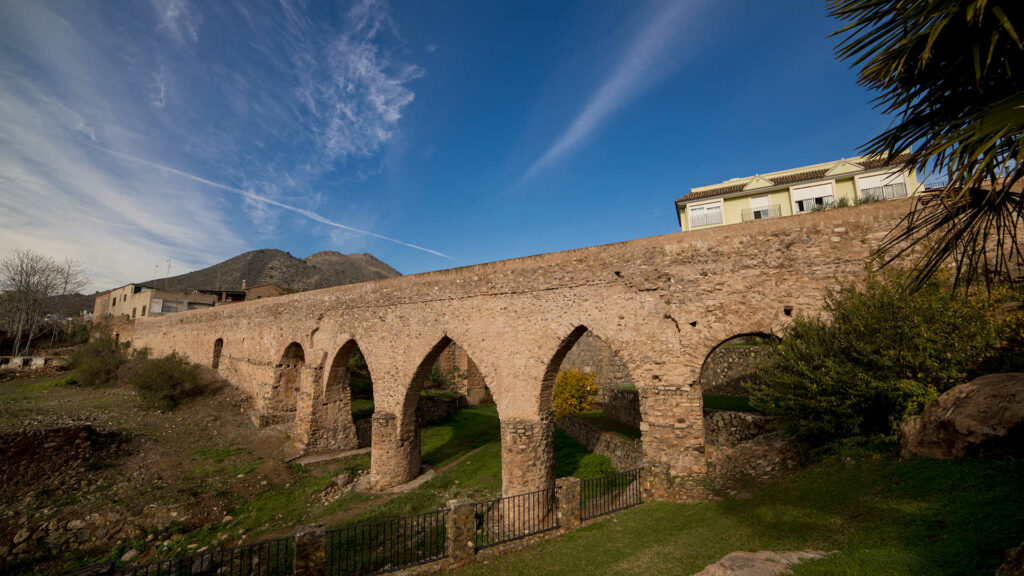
[900,373,1024,459]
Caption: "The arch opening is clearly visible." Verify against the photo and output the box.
[698,332,776,409]
[377,337,501,494]
[542,326,641,476]
[211,338,223,370]
[306,340,373,453]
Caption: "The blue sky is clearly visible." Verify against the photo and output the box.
[0,0,894,290]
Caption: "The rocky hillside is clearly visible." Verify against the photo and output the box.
[141,250,400,293]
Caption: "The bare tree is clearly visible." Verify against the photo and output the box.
[0,249,88,356]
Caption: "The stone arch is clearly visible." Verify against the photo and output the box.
[371,335,499,491]
[268,341,304,417]
[211,338,223,370]
[539,325,643,474]
[697,332,776,397]
[302,339,369,454]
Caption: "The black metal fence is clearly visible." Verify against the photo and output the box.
[473,487,558,549]
[325,509,448,576]
[580,468,642,520]
[114,536,294,576]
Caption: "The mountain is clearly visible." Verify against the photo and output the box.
[141,250,400,294]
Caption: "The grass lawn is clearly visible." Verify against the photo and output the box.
[353,405,616,523]
[702,393,759,413]
[446,455,1024,575]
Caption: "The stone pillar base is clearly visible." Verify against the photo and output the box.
[293,524,326,576]
[369,412,421,490]
[500,417,554,496]
[555,476,581,530]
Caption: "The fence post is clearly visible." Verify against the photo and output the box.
[445,498,477,566]
[293,523,326,576]
[555,476,581,530]
[641,462,672,502]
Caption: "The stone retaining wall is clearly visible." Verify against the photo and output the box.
[703,409,771,447]
[600,388,641,428]
[561,331,635,397]
[698,343,771,396]
[555,416,642,471]
[416,396,464,425]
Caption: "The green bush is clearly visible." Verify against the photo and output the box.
[552,367,598,419]
[119,351,204,409]
[748,269,1002,452]
[69,331,127,386]
[835,196,851,208]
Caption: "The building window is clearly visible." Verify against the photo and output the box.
[132,307,137,319]
[123,294,127,302]
[111,298,116,307]
[141,305,147,317]
[795,196,834,212]
[859,173,907,200]
[689,204,724,228]
[792,182,835,213]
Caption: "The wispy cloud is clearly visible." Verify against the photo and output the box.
[150,66,166,108]
[89,144,457,261]
[523,1,695,181]
[0,0,434,291]
[321,0,424,161]
[153,0,200,44]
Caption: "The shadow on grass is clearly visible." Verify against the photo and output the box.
[716,455,1024,576]
[421,405,500,467]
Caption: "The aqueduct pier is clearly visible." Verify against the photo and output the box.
[129,200,911,497]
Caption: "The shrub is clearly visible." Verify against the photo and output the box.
[552,367,598,419]
[69,331,127,386]
[748,268,1002,452]
[835,196,851,208]
[119,351,204,409]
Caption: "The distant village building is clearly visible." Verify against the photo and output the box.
[244,283,285,300]
[195,288,247,305]
[675,153,921,231]
[93,284,218,319]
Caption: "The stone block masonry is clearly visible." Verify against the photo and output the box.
[127,200,916,496]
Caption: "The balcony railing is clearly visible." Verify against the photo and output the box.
[688,211,724,228]
[741,204,782,222]
[860,182,908,200]
[796,196,834,213]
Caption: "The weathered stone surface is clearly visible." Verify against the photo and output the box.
[705,432,799,489]
[693,550,829,576]
[997,540,1024,576]
[704,410,770,447]
[293,524,326,576]
[602,388,641,428]
[445,499,476,566]
[562,331,635,401]
[501,418,554,496]
[127,200,915,494]
[555,416,642,471]
[901,373,1024,459]
[555,476,582,530]
[698,339,771,396]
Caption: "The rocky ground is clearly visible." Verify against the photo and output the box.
[0,371,321,575]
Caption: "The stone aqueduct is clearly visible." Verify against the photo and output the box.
[129,200,910,497]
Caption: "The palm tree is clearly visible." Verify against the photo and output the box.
[830,0,1024,290]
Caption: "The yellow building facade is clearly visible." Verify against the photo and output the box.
[675,153,921,231]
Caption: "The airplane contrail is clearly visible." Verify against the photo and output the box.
[89,143,458,261]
